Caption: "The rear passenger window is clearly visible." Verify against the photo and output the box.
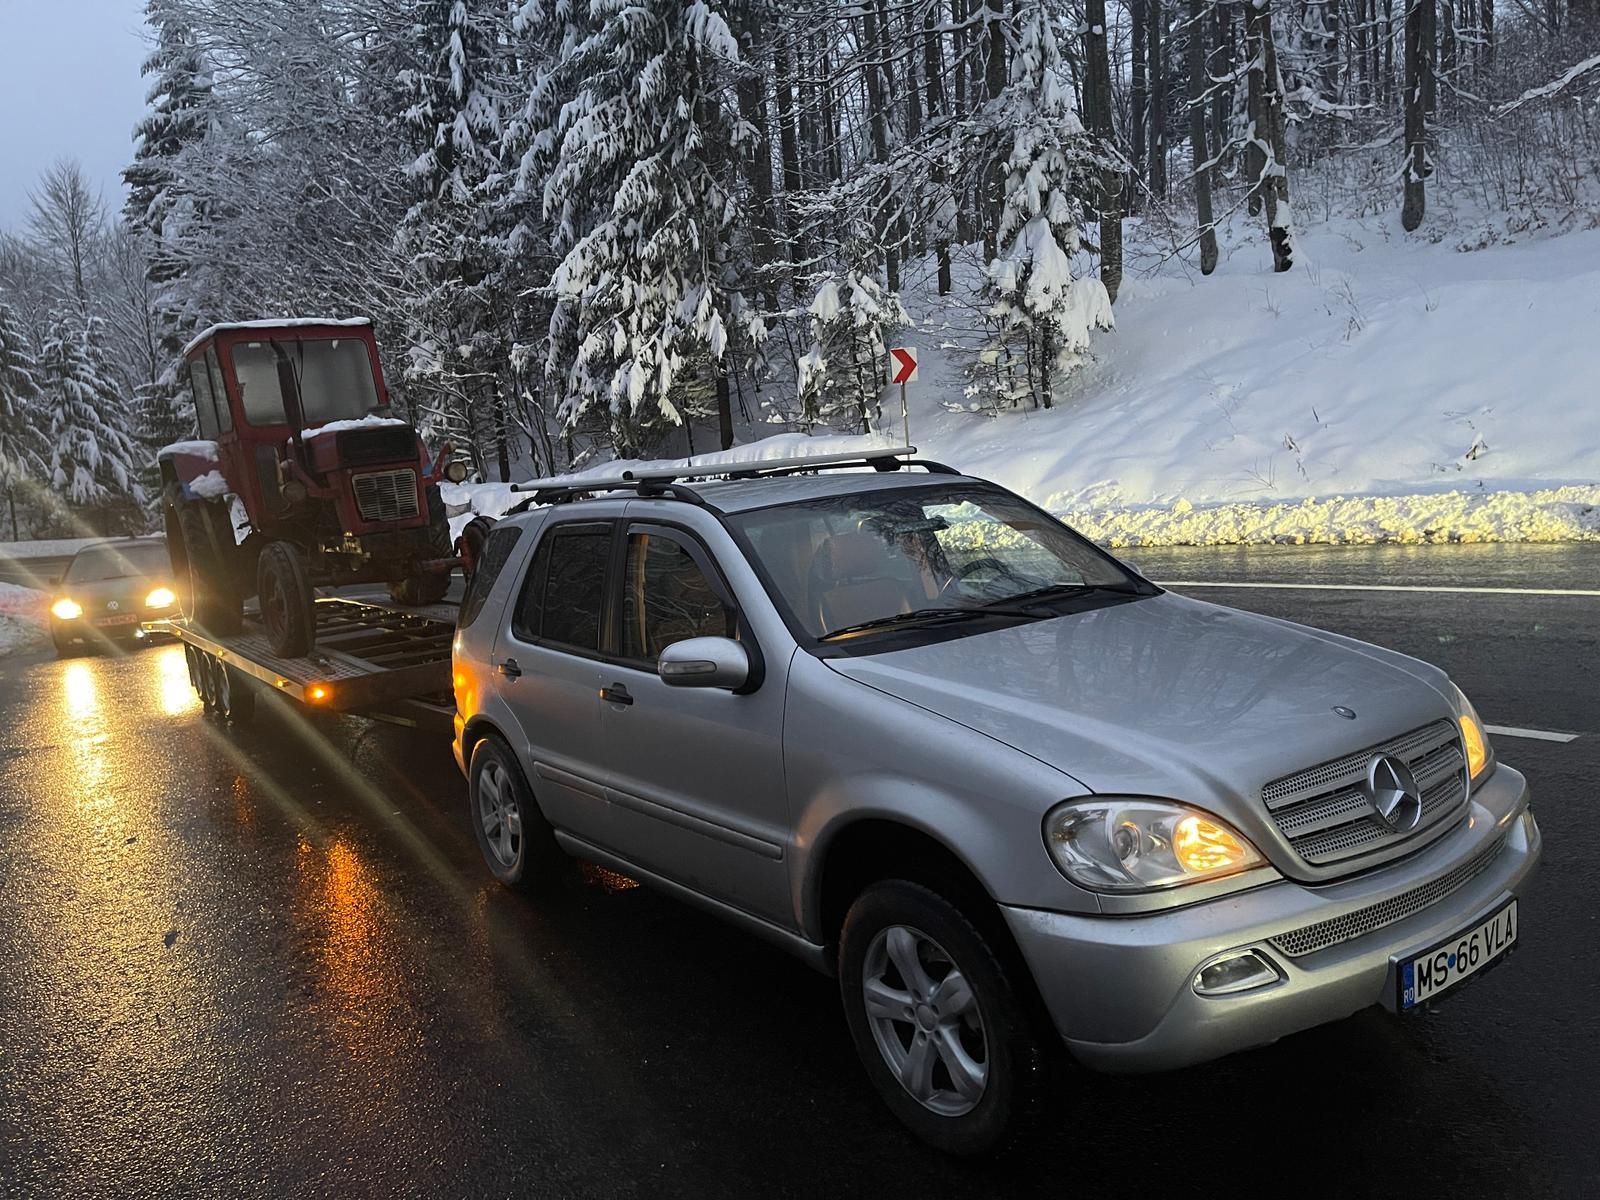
[458,524,524,630]
[515,524,611,651]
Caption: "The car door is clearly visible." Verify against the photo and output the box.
[491,513,619,842]
[593,516,792,925]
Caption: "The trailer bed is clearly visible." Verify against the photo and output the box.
[171,597,457,713]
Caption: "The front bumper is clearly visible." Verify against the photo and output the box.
[1002,765,1540,1073]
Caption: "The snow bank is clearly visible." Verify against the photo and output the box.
[1059,486,1600,547]
[0,582,48,657]
[0,537,103,560]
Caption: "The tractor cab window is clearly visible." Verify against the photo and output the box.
[231,338,381,430]
[190,360,219,439]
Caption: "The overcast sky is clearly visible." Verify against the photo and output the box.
[0,0,150,230]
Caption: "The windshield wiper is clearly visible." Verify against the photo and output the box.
[819,605,1042,642]
[981,581,1147,609]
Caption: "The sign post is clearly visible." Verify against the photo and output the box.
[888,347,918,448]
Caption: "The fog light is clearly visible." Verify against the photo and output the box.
[1194,949,1282,997]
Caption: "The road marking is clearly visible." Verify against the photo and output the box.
[1484,725,1581,743]
[1156,580,1600,597]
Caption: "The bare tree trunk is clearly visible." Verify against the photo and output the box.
[1084,0,1123,302]
[1481,0,1493,72]
[736,28,778,310]
[1383,0,1394,103]
[1132,0,1148,211]
[1188,0,1219,274]
[924,6,953,293]
[983,0,1007,259]
[1248,2,1294,270]
[1246,14,1266,216]
[1401,0,1429,230]
[1149,0,1168,200]
[716,371,734,450]
[1211,6,1231,169]
[1421,0,1437,115]
[951,0,974,246]
[775,35,805,281]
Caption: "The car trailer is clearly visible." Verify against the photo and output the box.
[166,596,457,730]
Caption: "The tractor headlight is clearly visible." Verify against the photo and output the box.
[444,461,469,483]
[1044,798,1265,892]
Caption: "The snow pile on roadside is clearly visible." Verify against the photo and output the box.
[0,537,103,560]
[0,582,48,656]
[1058,485,1600,547]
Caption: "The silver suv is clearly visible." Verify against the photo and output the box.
[451,450,1540,1154]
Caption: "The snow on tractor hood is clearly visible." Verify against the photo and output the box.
[299,415,410,440]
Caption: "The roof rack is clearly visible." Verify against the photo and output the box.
[509,446,960,506]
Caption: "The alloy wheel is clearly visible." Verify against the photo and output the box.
[477,759,522,869]
[862,924,989,1116]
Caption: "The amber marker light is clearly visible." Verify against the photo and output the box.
[1174,815,1254,875]
[306,683,332,704]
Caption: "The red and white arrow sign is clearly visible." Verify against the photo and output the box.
[888,347,919,385]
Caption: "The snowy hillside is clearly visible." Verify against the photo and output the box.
[0,583,47,657]
[448,222,1600,546]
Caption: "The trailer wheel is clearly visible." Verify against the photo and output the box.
[191,648,220,712]
[216,661,257,725]
[173,496,242,635]
[388,484,452,606]
[258,542,315,658]
[468,734,565,891]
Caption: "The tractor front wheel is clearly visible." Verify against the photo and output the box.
[387,483,452,606]
[257,542,315,658]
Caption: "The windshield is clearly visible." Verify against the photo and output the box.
[65,543,171,583]
[231,337,381,428]
[730,483,1143,641]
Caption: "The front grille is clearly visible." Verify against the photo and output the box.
[352,469,419,523]
[1262,720,1468,869]
[1269,834,1507,958]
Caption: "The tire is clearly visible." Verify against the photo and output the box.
[838,880,1045,1157]
[193,648,220,713]
[387,484,452,605]
[257,541,315,658]
[217,662,257,725]
[53,633,76,659]
[468,734,564,891]
[173,496,242,635]
[456,514,496,585]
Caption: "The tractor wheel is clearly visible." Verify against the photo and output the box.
[172,495,242,635]
[257,542,315,658]
[457,515,496,587]
[387,483,452,606]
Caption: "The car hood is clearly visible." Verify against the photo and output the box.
[822,592,1456,810]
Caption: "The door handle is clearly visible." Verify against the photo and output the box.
[600,683,633,706]
[497,657,523,679]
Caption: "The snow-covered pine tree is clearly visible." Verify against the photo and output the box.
[37,312,146,521]
[981,7,1114,410]
[396,0,510,473]
[542,0,751,456]
[0,299,46,539]
[796,270,908,433]
[124,1,215,252]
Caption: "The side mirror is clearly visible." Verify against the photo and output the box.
[443,460,469,484]
[658,637,749,690]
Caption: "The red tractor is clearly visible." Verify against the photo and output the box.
[157,319,469,657]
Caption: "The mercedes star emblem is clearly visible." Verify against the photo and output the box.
[1366,754,1424,833]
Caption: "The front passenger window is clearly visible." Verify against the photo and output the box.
[622,531,735,662]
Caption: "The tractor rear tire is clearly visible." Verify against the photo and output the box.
[387,483,452,606]
[171,495,242,635]
[257,541,315,658]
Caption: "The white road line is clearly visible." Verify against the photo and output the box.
[1155,580,1600,597]
[1484,725,1581,743]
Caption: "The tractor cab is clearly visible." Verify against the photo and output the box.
[157,318,467,656]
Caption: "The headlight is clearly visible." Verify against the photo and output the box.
[145,587,176,609]
[1451,684,1493,782]
[51,598,83,620]
[1044,798,1265,892]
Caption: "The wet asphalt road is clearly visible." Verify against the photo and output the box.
[0,543,1597,1198]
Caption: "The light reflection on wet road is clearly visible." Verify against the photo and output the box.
[0,569,1597,1198]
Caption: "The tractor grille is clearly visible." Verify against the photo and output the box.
[1269,834,1507,958]
[1262,720,1469,870]
[352,469,419,523]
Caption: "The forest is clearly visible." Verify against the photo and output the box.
[0,0,1596,537]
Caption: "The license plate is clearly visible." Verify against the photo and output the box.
[93,613,142,627]
[1397,898,1517,1010]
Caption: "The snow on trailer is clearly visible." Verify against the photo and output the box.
[168,596,458,729]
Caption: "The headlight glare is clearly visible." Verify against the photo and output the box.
[51,598,82,620]
[145,587,176,609]
[1045,798,1265,892]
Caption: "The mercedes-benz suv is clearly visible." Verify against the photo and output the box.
[450,449,1540,1155]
